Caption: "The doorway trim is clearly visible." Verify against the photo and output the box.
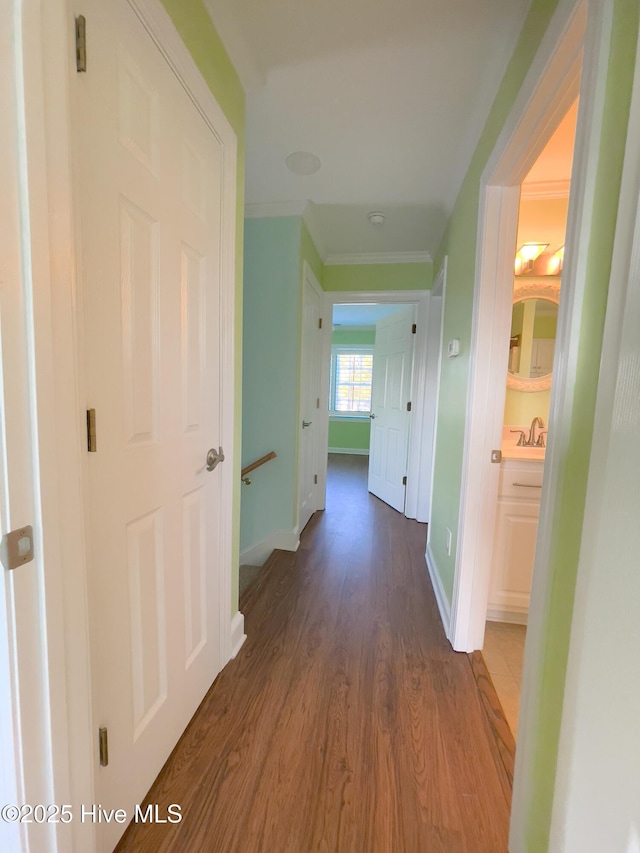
[297,262,325,528]
[319,289,432,516]
[450,0,590,654]
[444,0,614,847]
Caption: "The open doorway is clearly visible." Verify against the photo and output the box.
[327,302,415,511]
[313,288,442,523]
[482,101,578,739]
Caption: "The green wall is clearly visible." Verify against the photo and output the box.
[503,388,551,426]
[323,262,431,291]
[241,218,301,552]
[328,420,370,451]
[331,330,375,346]
[429,0,639,849]
[328,329,375,452]
[159,0,245,611]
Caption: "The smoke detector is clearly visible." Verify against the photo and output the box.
[367,211,385,226]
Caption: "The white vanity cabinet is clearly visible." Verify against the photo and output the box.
[487,459,544,623]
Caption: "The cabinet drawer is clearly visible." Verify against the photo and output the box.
[498,465,544,499]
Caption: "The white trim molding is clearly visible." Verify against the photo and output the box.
[425,545,451,638]
[328,447,369,456]
[240,528,300,568]
[487,607,529,625]
[230,612,247,659]
[324,251,432,266]
[520,179,572,199]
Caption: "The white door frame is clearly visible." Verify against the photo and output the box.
[319,289,432,516]
[450,0,605,650]
[418,256,447,525]
[297,262,325,527]
[442,0,614,846]
[10,1,238,850]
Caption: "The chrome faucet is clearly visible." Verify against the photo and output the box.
[528,417,545,447]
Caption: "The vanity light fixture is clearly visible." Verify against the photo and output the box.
[514,242,549,274]
[547,245,564,274]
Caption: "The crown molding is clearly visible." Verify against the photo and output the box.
[301,204,327,261]
[520,179,571,200]
[244,200,308,218]
[324,251,432,266]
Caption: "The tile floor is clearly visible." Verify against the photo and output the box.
[483,621,527,737]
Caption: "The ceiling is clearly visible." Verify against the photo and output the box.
[516,99,578,254]
[205,0,532,258]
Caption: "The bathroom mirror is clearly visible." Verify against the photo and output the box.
[507,281,560,392]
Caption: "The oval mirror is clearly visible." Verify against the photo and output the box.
[507,282,560,392]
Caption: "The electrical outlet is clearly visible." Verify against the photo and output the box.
[446,528,452,556]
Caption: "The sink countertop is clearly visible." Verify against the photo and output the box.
[501,444,546,461]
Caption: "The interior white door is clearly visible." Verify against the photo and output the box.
[368,306,416,512]
[298,266,323,533]
[74,2,231,848]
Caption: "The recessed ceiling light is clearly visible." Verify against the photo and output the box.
[367,211,385,226]
[285,151,321,175]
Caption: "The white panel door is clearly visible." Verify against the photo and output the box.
[368,306,416,512]
[298,267,323,533]
[74,2,232,848]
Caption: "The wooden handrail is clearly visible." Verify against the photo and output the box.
[241,451,277,479]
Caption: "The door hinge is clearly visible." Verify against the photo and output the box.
[314,474,318,485]
[402,476,407,485]
[406,401,412,412]
[316,397,320,409]
[86,408,97,452]
[98,727,108,767]
[75,15,87,73]
[412,323,417,334]
[318,317,323,329]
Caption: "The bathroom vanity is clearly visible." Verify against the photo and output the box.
[487,453,544,624]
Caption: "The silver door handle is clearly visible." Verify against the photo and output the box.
[369,413,376,419]
[206,446,225,472]
[302,420,312,428]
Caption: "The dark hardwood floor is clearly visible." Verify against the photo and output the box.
[116,453,511,852]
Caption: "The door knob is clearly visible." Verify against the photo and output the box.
[206,446,225,472]
[302,420,312,428]
[369,413,376,419]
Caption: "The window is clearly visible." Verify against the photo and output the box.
[329,345,374,416]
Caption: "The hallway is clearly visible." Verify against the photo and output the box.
[116,455,511,852]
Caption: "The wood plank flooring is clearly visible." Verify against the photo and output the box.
[115,454,511,852]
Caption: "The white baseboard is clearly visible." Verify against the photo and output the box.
[487,606,528,625]
[328,447,369,455]
[425,543,451,638]
[230,611,246,659]
[240,528,300,567]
